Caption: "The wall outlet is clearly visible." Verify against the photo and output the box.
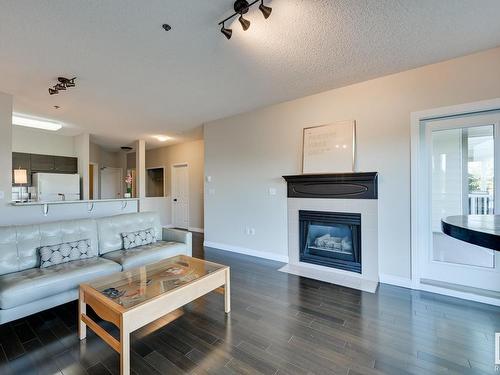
[208,188,216,195]
[269,187,277,196]
[0,191,4,200]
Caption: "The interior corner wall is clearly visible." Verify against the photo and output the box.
[0,91,13,203]
[145,140,204,230]
[204,47,500,280]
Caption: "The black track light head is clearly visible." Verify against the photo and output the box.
[221,24,233,40]
[239,15,250,31]
[259,1,272,19]
[48,88,58,95]
[55,83,66,91]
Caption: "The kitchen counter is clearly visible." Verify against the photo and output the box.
[11,198,139,206]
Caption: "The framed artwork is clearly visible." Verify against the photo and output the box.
[302,120,356,173]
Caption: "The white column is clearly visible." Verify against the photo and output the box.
[135,140,146,207]
[74,133,90,200]
[0,92,13,204]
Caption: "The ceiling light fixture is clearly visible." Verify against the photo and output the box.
[154,135,171,142]
[47,77,76,96]
[12,114,62,131]
[218,0,272,38]
[259,0,272,19]
[221,23,233,40]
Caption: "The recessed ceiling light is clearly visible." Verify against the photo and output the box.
[154,135,171,142]
[12,114,62,131]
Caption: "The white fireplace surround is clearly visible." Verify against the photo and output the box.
[280,197,379,292]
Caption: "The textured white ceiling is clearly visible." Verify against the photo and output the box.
[1,0,500,148]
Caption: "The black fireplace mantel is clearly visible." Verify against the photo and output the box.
[282,172,378,199]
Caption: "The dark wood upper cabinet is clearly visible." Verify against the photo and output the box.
[11,153,78,186]
[54,156,78,173]
[30,154,55,172]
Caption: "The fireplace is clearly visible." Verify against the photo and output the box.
[299,210,361,273]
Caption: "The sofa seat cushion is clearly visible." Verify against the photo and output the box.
[101,241,186,270]
[0,258,121,309]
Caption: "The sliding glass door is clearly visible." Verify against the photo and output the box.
[421,113,499,291]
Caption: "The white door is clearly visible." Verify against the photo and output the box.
[172,164,189,229]
[100,167,122,199]
[420,113,500,291]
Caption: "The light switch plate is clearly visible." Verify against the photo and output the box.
[206,176,212,183]
[269,188,277,196]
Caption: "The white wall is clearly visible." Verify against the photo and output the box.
[204,47,500,280]
[12,126,76,157]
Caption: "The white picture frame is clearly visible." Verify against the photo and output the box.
[302,120,356,174]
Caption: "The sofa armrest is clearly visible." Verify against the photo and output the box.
[162,228,192,256]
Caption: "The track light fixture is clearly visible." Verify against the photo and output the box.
[259,0,272,19]
[221,23,233,40]
[47,77,76,96]
[238,15,251,31]
[218,0,272,39]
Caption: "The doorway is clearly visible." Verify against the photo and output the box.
[89,163,99,200]
[412,107,500,301]
[171,163,189,229]
[100,167,123,199]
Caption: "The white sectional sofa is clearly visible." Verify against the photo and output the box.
[0,212,192,324]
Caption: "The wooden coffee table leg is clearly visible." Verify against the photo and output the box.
[120,315,130,375]
[79,288,87,340]
[224,268,231,313]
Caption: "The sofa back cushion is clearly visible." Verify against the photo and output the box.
[0,219,98,276]
[96,212,161,255]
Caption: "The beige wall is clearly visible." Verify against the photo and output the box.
[146,140,204,230]
[204,47,500,280]
[12,126,76,157]
[89,142,121,168]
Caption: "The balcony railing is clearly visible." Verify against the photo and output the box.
[468,193,494,214]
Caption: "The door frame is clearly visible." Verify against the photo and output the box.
[410,98,500,304]
[171,162,189,229]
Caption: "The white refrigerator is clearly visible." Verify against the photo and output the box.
[32,173,81,202]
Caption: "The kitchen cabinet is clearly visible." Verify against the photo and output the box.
[30,154,55,172]
[12,153,78,187]
[54,156,78,173]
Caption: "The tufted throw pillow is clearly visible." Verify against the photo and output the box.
[121,228,156,250]
[38,239,94,268]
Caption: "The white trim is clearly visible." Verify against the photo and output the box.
[203,240,289,263]
[188,227,204,233]
[379,274,412,289]
[417,282,500,307]
[163,224,175,229]
[410,97,500,296]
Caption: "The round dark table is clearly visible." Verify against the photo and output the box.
[441,215,500,251]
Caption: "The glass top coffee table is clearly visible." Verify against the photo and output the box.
[78,255,230,375]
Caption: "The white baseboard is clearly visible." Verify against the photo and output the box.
[379,273,412,289]
[189,227,204,233]
[203,241,289,263]
[163,224,175,229]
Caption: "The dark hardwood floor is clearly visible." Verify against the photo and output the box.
[0,232,499,375]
